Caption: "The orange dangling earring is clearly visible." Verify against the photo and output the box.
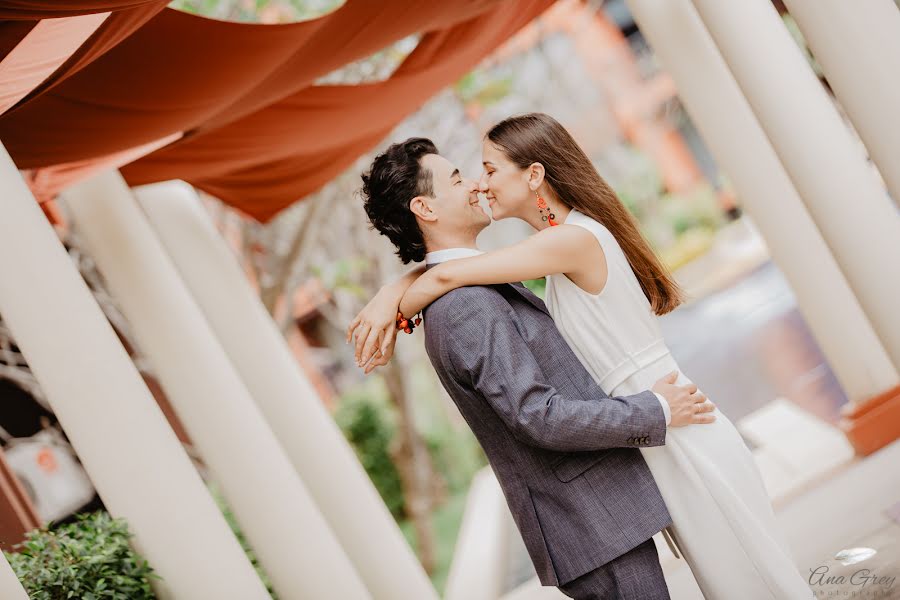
[536,191,558,226]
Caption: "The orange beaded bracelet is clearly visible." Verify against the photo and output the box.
[396,311,422,334]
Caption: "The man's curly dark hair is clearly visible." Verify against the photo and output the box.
[360,137,438,264]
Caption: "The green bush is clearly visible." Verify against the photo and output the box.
[3,511,160,599]
[334,378,406,519]
[658,183,724,237]
[422,422,487,498]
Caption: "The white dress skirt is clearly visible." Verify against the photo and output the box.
[543,208,814,599]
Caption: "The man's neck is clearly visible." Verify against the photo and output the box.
[425,234,479,253]
[426,241,479,253]
[424,238,482,267]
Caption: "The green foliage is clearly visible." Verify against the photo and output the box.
[455,70,514,106]
[603,148,662,225]
[332,362,488,594]
[603,144,726,261]
[310,257,369,299]
[168,0,343,22]
[615,188,642,220]
[521,277,546,299]
[397,367,487,593]
[334,378,406,519]
[421,420,487,498]
[658,183,724,237]
[3,511,160,599]
[397,364,487,498]
[5,492,283,599]
[167,0,223,15]
[207,482,276,598]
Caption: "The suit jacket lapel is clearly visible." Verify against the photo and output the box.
[505,281,551,317]
[425,262,550,317]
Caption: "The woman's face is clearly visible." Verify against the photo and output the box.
[479,139,532,221]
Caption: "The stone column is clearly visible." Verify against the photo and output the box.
[782,0,900,209]
[0,555,28,599]
[61,170,371,600]
[135,180,439,600]
[689,0,900,374]
[626,0,898,398]
[626,0,900,454]
[0,144,270,599]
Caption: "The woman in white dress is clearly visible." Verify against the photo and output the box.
[348,113,813,599]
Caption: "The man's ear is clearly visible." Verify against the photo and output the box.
[527,163,546,191]
[409,195,438,222]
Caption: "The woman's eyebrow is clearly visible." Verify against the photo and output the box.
[450,168,460,180]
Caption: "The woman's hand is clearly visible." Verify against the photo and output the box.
[347,286,402,374]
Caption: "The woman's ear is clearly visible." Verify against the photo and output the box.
[409,196,437,222]
[528,163,546,191]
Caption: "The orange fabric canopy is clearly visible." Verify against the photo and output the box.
[0,0,552,221]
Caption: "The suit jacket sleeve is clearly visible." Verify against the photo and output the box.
[438,289,667,452]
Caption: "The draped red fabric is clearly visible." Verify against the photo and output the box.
[0,1,168,113]
[0,2,509,165]
[0,20,37,57]
[0,1,163,20]
[128,0,554,221]
[0,0,552,221]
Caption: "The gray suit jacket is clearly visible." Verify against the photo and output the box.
[421,274,673,586]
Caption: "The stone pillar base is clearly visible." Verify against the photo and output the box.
[840,384,900,456]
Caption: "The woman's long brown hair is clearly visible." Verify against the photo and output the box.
[487,112,685,315]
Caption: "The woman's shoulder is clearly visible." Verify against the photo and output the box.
[563,209,627,265]
[563,208,612,240]
[567,208,605,228]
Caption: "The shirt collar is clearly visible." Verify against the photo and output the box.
[424,247,484,266]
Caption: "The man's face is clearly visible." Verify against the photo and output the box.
[417,153,490,235]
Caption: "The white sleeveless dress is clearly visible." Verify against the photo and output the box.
[544,208,813,599]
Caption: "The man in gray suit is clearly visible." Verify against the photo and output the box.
[358,138,716,599]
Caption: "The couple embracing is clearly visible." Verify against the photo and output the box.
[347,113,812,599]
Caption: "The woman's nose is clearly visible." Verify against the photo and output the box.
[478,174,489,192]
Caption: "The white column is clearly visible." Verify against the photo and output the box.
[0,145,270,599]
[444,468,510,600]
[60,171,371,600]
[782,0,900,208]
[135,181,439,600]
[689,0,900,372]
[624,0,898,401]
[0,555,28,599]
